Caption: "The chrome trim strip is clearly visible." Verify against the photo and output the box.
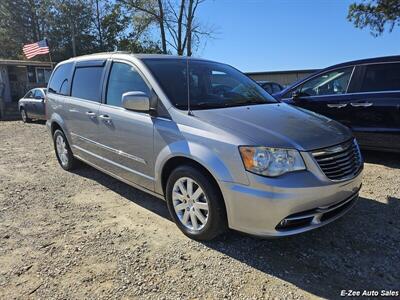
[283,190,359,221]
[282,89,400,100]
[312,139,353,156]
[72,145,154,181]
[74,153,163,200]
[70,132,147,165]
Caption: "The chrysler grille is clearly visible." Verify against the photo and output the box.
[312,139,362,181]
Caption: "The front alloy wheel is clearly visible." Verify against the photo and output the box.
[166,165,227,241]
[172,177,209,231]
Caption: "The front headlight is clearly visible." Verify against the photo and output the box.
[239,146,306,177]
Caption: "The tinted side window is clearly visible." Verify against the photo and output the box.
[298,67,353,97]
[263,83,273,94]
[106,62,149,107]
[48,63,73,95]
[360,63,400,92]
[272,83,282,93]
[34,90,44,99]
[71,67,104,102]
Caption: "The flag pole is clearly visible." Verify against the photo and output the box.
[45,38,53,69]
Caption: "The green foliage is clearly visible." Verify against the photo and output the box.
[348,0,400,36]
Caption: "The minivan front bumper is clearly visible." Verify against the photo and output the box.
[218,167,363,237]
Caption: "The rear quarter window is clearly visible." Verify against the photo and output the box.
[48,63,73,95]
[360,63,400,92]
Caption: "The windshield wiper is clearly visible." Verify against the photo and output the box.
[227,98,267,107]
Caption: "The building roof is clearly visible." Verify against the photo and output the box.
[0,59,53,67]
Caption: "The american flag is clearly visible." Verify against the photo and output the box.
[22,39,49,59]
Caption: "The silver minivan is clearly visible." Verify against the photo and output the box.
[46,53,363,240]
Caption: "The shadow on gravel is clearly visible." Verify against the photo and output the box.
[72,165,171,220]
[362,150,400,169]
[73,164,400,299]
[205,196,400,298]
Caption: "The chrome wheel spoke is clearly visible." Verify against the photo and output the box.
[190,210,199,230]
[193,202,208,211]
[173,192,185,201]
[187,179,193,197]
[191,187,203,201]
[181,210,190,225]
[194,208,206,224]
[174,202,188,212]
[177,181,187,197]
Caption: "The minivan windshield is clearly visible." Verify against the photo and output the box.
[143,58,277,110]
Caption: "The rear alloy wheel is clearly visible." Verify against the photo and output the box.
[166,165,227,241]
[53,129,78,171]
[20,108,31,123]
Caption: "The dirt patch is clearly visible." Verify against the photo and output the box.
[0,121,399,299]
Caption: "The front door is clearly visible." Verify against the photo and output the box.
[97,61,155,190]
[285,66,355,128]
[32,89,45,117]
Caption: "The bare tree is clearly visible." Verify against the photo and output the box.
[94,0,104,50]
[121,0,168,53]
[123,0,213,56]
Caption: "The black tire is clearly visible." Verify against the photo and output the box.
[166,165,227,241]
[20,108,31,123]
[53,129,79,171]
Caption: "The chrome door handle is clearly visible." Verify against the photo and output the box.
[350,102,373,107]
[85,111,97,118]
[327,103,347,108]
[99,114,112,123]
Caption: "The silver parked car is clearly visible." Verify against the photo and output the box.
[46,53,363,240]
[19,88,47,122]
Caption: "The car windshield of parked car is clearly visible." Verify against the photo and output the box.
[143,58,277,110]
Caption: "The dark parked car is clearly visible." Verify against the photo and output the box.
[274,56,400,153]
[257,81,284,94]
[18,88,47,123]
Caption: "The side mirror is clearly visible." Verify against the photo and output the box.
[122,91,150,112]
[292,90,300,99]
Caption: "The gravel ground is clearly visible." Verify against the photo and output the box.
[0,121,399,299]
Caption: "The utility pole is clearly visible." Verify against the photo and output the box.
[95,0,104,50]
[70,21,76,57]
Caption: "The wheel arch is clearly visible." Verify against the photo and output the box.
[160,155,228,225]
[49,115,73,149]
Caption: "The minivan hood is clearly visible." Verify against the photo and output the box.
[192,103,352,151]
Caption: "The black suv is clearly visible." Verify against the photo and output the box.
[275,56,400,153]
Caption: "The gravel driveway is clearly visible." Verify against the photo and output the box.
[0,121,399,299]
